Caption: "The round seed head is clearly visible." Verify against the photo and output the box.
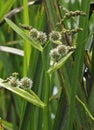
[29,28,38,39]
[57,44,68,56]
[20,77,33,89]
[49,48,59,59]
[49,31,62,43]
[38,32,47,45]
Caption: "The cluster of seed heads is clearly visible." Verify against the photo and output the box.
[3,72,33,89]
[29,28,47,45]
[19,10,85,67]
[28,14,84,44]
[49,44,76,65]
[19,24,47,45]
[57,10,86,25]
[65,10,86,18]
[49,44,69,65]
[29,27,65,44]
[61,28,83,35]
[20,23,63,44]
[20,22,83,45]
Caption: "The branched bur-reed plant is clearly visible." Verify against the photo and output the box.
[0,0,94,130]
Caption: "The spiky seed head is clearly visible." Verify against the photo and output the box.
[49,31,62,43]
[49,48,59,59]
[38,32,47,45]
[29,28,38,39]
[57,44,68,56]
[20,77,33,89]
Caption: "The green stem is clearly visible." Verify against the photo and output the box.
[23,0,31,76]
[19,0,31,129]
[41,51,50,130]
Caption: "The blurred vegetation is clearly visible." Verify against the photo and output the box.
[0,0,94,130]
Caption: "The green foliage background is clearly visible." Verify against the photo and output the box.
[0,0,94,130]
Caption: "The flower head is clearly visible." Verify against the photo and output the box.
[49,48,59,59]
[57,44,68,56]
[29,28,38,39]
[38,32,47,45]
[49,31,62,43]
[20,77,33,89]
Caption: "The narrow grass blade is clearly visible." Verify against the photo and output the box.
[53,90,67,130]
[0,79,45,108]
[0,46,24,56]
[0,0,16,23]
[76,95,94,121]
[23,0,31,75]
[5,18,43,52]
[47,51,73,74]
[68,1,90,130]
[43,0,61,29]
[2,119,13,130]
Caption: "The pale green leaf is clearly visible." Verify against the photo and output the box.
[47,51,73,74]
[5,18,43,52]
[0,78,45,108]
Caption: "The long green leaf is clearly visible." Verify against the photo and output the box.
[5,18,43,52]
[68,1,90,130]
[0,79,45,108]
[0,0,16,22]
[76,96,94,121]
[47,51,73,74]
[2,119,14,130]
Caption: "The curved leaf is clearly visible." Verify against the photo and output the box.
[0,46,24,56]
[5,18,43,52]
[2,119,13,130]
[47,51,73,74]
[0,78,45,108]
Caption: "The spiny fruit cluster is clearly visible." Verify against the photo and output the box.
[20,10,86,65]
[49,44,76,65]
[2,72,33,89]
[49,44,69,60]
[29,28,64,45]
[29,28,47,45]
[29,28,82,44]
[57,10,86,25]
[29,28,80,66]
[20,24,81,45]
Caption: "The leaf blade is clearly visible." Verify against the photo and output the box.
[0,0,16,22]
[47,51,73,74]
[5,18,43,52]
[0,79,45,108]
